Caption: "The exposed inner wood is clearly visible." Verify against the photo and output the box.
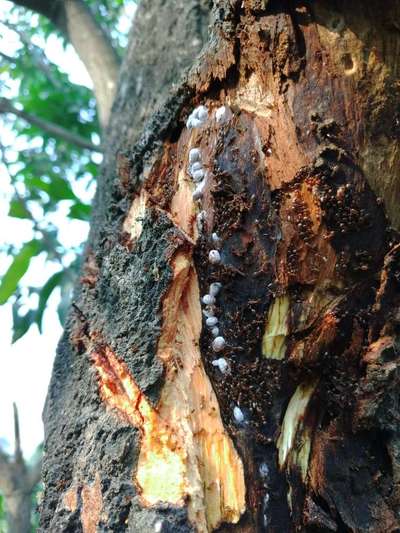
[122,189,149,241]
[63,486,78,513]
[80,474,103,533]
[262,295,290,359]
[277,380,318,482]
[92,250,245,532]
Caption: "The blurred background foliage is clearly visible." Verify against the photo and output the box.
[0,0,134,343]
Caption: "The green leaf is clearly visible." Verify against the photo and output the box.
[69,202,91,221]
[36,270,64,332]
[12,302,35,343]
[25,175,78,202]
[8,199,32,219]
[0,240,41,305]
[48,176,78,201]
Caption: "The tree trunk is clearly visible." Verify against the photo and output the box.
[40,1,400,532]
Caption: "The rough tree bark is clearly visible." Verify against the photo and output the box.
[40,0,400,531]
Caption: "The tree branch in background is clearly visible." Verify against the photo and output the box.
[1,20,62,88]
[0,97,103,152]
[0,404,41,533]
[12,403,22,464]
[11,0,120,127]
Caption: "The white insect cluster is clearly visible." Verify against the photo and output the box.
[189,103,252,430]
[198,256,228,372]
[186,104,237,404]
[187,134,208,202]
[186,105,208,129]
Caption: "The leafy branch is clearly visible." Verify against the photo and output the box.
[0,97,102,152]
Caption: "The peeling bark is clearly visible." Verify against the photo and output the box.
[41,1,400,532]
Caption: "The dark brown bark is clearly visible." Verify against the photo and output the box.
[40,1,400,532]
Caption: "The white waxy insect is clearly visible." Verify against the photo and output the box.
[186,105,208,129]
[209,282,222,296]
[189,148,201,163]
[190,161,202,173]
[192,169,205,182]
[259,463,269,479]
[209,250,221,264]
[212,358,228,373]
[196,105,208,121]
[202,294,215,305]
[215,105,228,123]
[206,316,218,327]
[186,116,194,129]
[192,179,206,200]
[154,521,163,533]
[211,327,220,337]
[212,336,225,352]
[211,232,221,247]
[196,210,206,231]
[187,115,203,129]
[233,405,244,423]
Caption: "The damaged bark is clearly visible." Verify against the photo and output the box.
[40,1,400,532]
